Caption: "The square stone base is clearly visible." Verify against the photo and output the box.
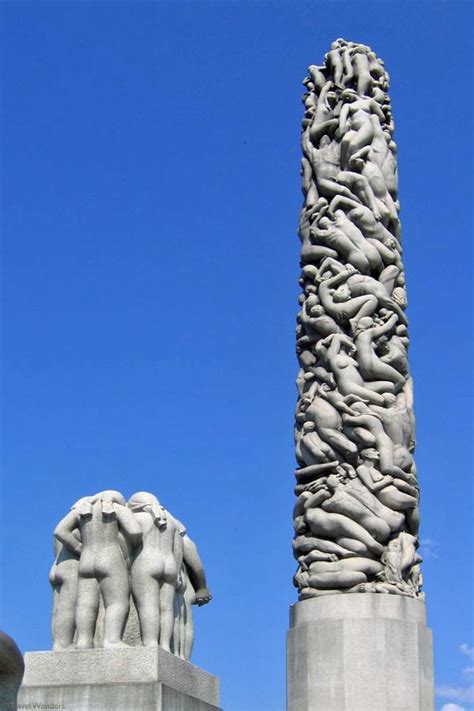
[287,593,434,711]
[19,647,221,711]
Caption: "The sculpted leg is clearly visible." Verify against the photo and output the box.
[183,585,195,661]
[100,567,130,648]
[308,570,367,589]
[337,172,382,220]
[321,497,391,542]
[309,556,383,577]
[75,577,99,649]
[318,427,358,460]
[159,582,176,653]
[52,580,77,650]
[305,508,384,557]
[133,573,160,648]
[336,537,372,556]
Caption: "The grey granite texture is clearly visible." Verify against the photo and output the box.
[287,593,434,711]
[0,630,24,711]
[293,38,423,599]
[50,490,211,659]
[18,683,221,711]
[19,647,221,710]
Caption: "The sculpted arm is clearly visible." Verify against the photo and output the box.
[367,313,399,339]
[183,535,212,605]
[338,103,351,133]
[357,465,392,493]
[115,506,143,547]
[54,511,81,557]
[319,272,350,309]
[370,99,386,121]
[326,332,354,361]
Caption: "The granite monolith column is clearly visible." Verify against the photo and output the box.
[288,39,434,711]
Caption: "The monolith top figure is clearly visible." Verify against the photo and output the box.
[293,38,422,600]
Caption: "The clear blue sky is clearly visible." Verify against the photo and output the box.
[1,2,472,710]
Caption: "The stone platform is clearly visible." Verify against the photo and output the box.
[287,593,434,711]
[18,647,221,711]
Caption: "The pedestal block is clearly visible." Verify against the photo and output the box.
[18,647,221,711]
[287,593,434,711]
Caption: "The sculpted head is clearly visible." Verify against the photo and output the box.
[360,448,379,463]
[302,421,316,434]
[354,316,374,335]
[302,265,318,283]
[326,91,338,109]
[128,491,161,510]
[341,88,358,103]
[333,284,351,303]
[326,473,341,490]
[305,293,319,309]
[349,156,364,172]
[97,490,126,506]
[309,304,323,317]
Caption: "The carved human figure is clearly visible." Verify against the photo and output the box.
[328,195,401,258]
[49,495,98,650]
[304,133,385,222]
[380,532,422,589]
[54,490,141,649]
[318,258,407,325]
[298,292,342,339]
[308,81,339,146]
[318,333,395,406]
[356,448,419,534]
[312,211,384,274]
[353,314,405,389]
[302,382,358,461]
[128,492,180,651]
[342,402,415,483]
[173,523,212,660]
[302,481,385,558]
[325,39,354,89]
[370,391,415,471]
[318,266,379,330]
[349,154,398,227]
[339,90,386,169]
[297,421,338,467]
[377,329,409,377]
[49,535,80,650]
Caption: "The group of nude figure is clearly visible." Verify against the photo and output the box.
[293,39,423,600]
[50,490,211,660]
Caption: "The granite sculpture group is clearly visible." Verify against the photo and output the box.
[7,36,434,711]
[50,490,212,660]
[293,38,423,600]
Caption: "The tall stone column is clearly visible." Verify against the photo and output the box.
[288,39,434,711]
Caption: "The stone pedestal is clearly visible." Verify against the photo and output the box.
[19,647,221,711]
[287,593,434,711]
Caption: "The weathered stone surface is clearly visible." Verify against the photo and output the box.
[19,683,220,711]
[287,593,434,711]
[0,630,24,711]
[293,38,423,600]
[51,490,211,659]
[19,647,221,710]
